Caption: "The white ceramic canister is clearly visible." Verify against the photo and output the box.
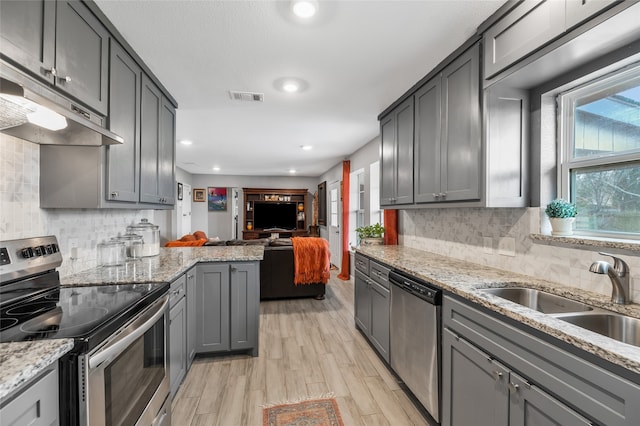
[126,219,160,257]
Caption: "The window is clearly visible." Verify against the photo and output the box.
[370,161,383,226]
[559,64,640,239]
[349,169,365,249]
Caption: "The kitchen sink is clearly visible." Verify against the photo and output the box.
[558,313,640,347]
[481,287,594,314]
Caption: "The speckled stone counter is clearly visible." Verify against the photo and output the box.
[61,245,264,286]
[357,245,640,376]
[0,340,74,401]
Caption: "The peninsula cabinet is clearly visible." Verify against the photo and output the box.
[414,43,481,203]
[195,262,259,357]
[380,97,414,206]
[0,364,59,426]
[140,74,176,206]
[185,267,197,369]
[0,0,108,115]
[442,295,640,426]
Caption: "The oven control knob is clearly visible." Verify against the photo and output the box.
[33,246,43,257]
[44,244,53,255]
[21,247,34,258]
[51,243,59,253]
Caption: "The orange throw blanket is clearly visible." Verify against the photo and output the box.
[165,239,206,247]
[291,237,331,285]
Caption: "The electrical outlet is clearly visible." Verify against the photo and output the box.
[483,237,493,254]
[498,237,516,257]
[67,238,79,259]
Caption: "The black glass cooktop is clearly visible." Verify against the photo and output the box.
[0,283,168,352]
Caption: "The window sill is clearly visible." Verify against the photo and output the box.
[530,234,640,253]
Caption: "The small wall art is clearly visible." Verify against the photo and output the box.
[177,182,183,201]
[208,187,227,211]
[193,188,206,202]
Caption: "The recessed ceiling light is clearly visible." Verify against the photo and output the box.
[289,169,297,174]
[292,0,318,18]
[180,140,193,146]
[283,82,299,93]
[212,166,220,171]
[300,145,312,151]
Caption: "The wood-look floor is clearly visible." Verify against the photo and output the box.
[171,271,429,426]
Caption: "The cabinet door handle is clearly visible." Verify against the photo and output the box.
[439,192,447,199]
[432,193,440,199]
[59,75,72,83]
[509,382,520,392]
[44,67,57,76]
[493,371,503,381]
[111,191,119,198]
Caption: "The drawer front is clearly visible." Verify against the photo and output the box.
[169,274,186,308]
[355,253,370,275]
[369,261,390,289]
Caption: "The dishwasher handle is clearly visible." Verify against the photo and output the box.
[389,271,441,304]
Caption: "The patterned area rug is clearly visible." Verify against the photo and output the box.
[263,398,344,426]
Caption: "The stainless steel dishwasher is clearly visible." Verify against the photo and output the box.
[389,270,442,423]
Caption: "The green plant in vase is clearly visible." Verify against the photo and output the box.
[545,199,577,236]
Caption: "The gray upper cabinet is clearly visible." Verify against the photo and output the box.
[414,77,441,203]
[140,74,175,206]
[565,0,617,30]
[106,40,141,203]
[440,43,481,202]
[380,97,414,206]
[55,0,109,115]
[414,43,481,204]
[0,0,56,85]
[484,0,565,79]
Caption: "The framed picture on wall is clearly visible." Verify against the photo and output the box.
[317,181,327,226]
[177,183,183,201]
[193,188,206,202]
[208,187,227,211]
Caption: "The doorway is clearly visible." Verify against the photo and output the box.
[179,183,192,236]
[328,181,341,268]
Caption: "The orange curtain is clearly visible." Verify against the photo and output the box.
[337,160,351,280]
[384,209,398,245]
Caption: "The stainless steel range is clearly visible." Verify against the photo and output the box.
[0,236,171,426]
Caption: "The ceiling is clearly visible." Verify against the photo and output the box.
[94,0,504,177]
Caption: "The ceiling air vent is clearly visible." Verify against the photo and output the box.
[229,91,264,102]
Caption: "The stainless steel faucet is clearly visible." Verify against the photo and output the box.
[589,252,630,304]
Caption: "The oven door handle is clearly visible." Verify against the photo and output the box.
[89,295,168,369]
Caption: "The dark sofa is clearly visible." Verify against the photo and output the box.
[206,238,326,300]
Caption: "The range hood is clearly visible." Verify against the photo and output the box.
[0,76,123,146]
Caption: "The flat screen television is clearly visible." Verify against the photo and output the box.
[253,202,297,230]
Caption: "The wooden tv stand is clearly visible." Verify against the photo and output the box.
[243,188,309,240]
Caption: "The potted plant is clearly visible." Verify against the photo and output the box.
[545,198,577,236]
[356,223,385,246]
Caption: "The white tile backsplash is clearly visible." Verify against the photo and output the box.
[1,134,155,277]
[400,208,640,302]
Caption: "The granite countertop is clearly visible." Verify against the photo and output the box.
[0,340,74,401]
[357,245,640,376]
[61,245,264,286]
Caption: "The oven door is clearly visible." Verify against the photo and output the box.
[82,295,170,426]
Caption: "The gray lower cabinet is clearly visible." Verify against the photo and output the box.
[169,274,187,399]
[0,364,59,426]
[185,267,197,368]
[354,253,390,362]
[442,295,640,426]
[442,328,590,426]
[106,40,141,203]
[380,96,414,206]
[195,262,259,356]
[140,74,176,206]
[414,43,481,203]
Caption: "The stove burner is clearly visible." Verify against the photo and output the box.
[19,306,109,334]
[6,301,57,316]
[0,318,18,331]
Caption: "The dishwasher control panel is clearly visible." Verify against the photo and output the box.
[389,270,441,304]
